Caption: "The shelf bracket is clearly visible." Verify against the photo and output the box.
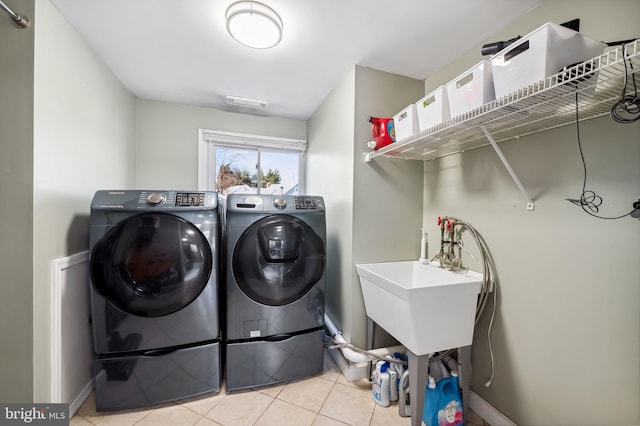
[480,126,534,211]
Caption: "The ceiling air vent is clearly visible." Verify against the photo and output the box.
[226,95,268,109]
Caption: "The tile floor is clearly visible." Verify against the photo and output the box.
[71,350,488,426]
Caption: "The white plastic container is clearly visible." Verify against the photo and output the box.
[428,358,450,382]
[388,366,398,402]
[446,60,495,118]
[416,86,450,131]
[393,103,419,141]
[490,22,606,99]
[392,352,405,379]
[372,361,391,407]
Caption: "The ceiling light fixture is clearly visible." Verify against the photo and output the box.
[225,1,283,49]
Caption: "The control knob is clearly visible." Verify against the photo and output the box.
[146,192,166,206]
[273,197,287,209]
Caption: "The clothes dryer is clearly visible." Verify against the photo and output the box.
[89,190,221,411]
[224,194,326,391]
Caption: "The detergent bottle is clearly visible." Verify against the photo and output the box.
[398,368,411,417]
[437,370,463,426]
[423,371,464,426]
[367,116,396,150]
[393,352,405,377]
[428,359,449,383]
[372,361,391,407]
[388,363,398,402]
[423,376,439,426]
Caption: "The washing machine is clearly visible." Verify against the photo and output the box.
[89,190,221,411]
[224,194,326,391]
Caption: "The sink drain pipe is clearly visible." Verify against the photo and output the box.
[324,313,406,364]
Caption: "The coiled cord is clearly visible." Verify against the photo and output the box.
[566,92,636,219]
[610,43,640,124]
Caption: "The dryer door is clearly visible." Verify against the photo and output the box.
[90,213,212,317]
[232,215,325,306]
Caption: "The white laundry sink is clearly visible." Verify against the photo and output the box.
[356,261,483,355]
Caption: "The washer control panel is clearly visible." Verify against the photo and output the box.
[230,195,324,212]
[294,196,318,210]
[273,197,287,209]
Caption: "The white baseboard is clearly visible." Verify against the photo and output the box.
[70,379,94,418]
[326,347,370,381]
[469,391,517,426]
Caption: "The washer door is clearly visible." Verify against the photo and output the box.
[90,213,212,317]
[232,215,325,306]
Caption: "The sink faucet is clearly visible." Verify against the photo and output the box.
[431,216,463,271]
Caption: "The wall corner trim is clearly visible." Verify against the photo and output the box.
[50,251,90,403]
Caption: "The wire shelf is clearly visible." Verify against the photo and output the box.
[365,39,639,162]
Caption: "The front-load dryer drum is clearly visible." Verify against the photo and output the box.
[232,215,325,306]
[90,212,212,317]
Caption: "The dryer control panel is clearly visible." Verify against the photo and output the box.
[175,192,206,207]
[141,192,206,207]
[90,190,218,212]
[136,191,212,208]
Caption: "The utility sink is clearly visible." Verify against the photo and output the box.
[356,261,483,356]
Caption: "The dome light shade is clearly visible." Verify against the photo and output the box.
[225,1,283,49]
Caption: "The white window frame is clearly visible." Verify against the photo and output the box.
[198,129,307,193]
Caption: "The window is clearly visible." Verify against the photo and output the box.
[198,129,306,195]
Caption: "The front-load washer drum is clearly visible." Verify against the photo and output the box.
[232,215,325,306]
[90,212,213,317]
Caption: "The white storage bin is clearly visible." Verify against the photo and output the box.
[416,86,450,131]
[393,104,419,141]
[446,60,495,118]
[490,22,606,99]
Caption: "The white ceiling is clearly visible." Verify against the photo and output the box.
[49,0,542,120]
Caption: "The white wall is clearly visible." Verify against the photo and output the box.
[307,66,424,348]
[0,0,35,403]
[135,100,307,189]
[32,0,136,402]
[421,1,640,424]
